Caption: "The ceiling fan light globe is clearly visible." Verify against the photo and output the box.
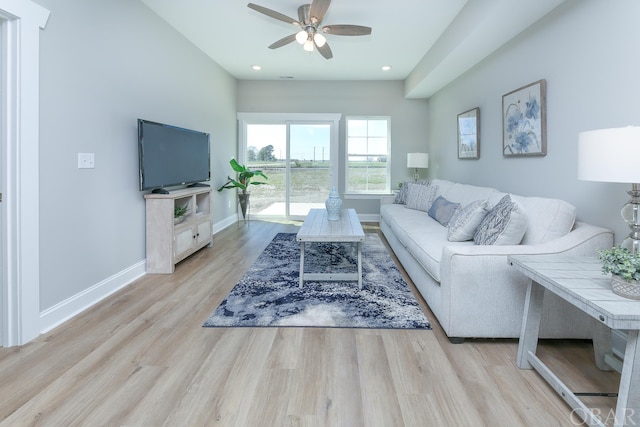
[295,30,307,45]
[314,33,326,47]
[303,40,314,52]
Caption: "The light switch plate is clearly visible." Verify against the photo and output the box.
[78,153,95,169]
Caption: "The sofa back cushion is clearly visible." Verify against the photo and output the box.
[432,179,500,207]
[511,195,577,244]
[431,179,577,245]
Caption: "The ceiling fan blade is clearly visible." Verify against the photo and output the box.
[309,0,331,24]
[268,34,297,49]
[322,24,372,36]
[247,3,300,26]
[316,41,333,59]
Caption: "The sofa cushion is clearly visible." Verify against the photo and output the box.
[405,183,438,212]
[447,200,489,242]
[438,181,501,207]
[511,195,577,244]
[428,196,460,226]
[474,195,528,245]
[381,204,472,282]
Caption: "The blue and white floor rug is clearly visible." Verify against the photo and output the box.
[203,233,431,329]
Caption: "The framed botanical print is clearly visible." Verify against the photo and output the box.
[457,107,480,159]
[502,79,547,157]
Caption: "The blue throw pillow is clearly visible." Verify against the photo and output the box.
[428,196,460,226]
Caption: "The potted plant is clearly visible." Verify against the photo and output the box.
[597,246,640,300]
[217,158,268,220]
[174,205,188,224]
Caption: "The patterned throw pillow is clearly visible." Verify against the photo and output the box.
[447,200,489,242]
[394,180,429,204]
[405,183,438,212]
[393,181,410,204]
[473,195,528,245]
[428,196,460,226]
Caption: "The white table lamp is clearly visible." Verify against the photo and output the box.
[407,153,429,182]
[578,126,640,253]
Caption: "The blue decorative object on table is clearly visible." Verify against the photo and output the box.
[325,186,342,220]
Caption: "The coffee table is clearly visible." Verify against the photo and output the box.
[296,208,365,289]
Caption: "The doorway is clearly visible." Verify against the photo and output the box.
[238,114,340,220]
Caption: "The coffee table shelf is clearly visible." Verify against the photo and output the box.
[296,209,365,289]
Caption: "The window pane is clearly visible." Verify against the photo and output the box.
[367,137,388,155]
[368,120,388,137]
[347,120,367,137]
[347,137,368,155]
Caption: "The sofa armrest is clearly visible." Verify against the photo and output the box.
[439,221,613,306]
[441,221,613,260]
[436,222,613,337]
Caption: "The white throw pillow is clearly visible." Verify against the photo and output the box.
[473,195,528,245]
[405,183,438,212]
[447,200,489,242]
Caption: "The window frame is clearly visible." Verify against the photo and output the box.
[344,116,391,196]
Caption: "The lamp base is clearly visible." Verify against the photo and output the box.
[621,183,640,254]
[413,168,420,183]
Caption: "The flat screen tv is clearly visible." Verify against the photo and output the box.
[138,119,211,193]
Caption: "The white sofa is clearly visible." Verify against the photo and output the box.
[380,179,614,342]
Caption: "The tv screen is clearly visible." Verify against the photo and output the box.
[138,119,211,192]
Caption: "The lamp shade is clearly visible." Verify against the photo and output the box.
[578,126,640,183]
[407,153,429,169]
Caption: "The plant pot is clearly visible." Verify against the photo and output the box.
[611,274,640,300]
[238,193,250,220]
[174,216,185,225]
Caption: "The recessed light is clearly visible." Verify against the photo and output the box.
[252,65,262,71]
[382,65,391,71]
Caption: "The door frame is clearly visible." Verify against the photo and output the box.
[0,1,50,347]
[237,113,341,220]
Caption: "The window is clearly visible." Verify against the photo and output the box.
[345,117,390,194]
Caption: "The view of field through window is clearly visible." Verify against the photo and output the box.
[243,118,389,217]
[246,123,331,216]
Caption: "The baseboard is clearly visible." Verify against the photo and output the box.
[213,213,379,231]
[39,260,146,334]
[213,215,238,234]
[358,213,379,223]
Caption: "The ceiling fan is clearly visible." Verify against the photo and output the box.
[247,0,372,59]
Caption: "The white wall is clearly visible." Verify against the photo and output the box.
[237,80,429,215]
[426,0,640,244]
[34,0,237,312]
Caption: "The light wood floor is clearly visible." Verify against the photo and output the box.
[0,220,621,426]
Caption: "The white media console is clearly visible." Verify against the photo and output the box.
[144,187,212,274]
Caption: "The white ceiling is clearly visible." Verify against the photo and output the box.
[141,0,566,98]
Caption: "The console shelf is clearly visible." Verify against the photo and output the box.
[144,187,212,274]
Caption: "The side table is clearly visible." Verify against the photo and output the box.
[508,254,640,427]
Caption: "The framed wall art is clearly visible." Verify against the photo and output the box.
[457,107,480,159]
[502,79,546,157]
